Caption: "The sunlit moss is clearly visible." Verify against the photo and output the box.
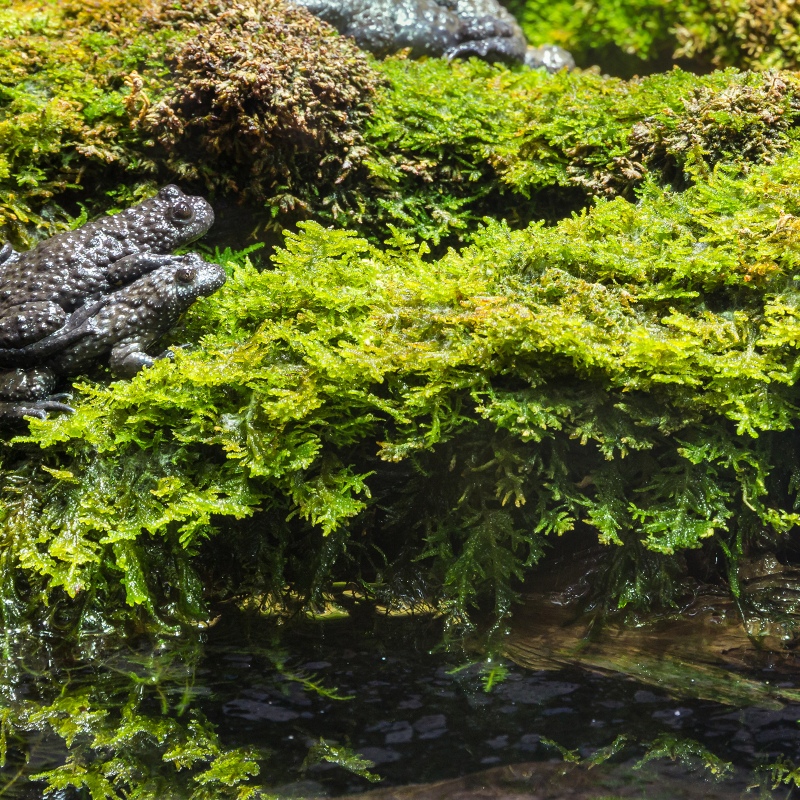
[6,0,800,247]
[6,142,800,632]
[515,0,800,72]
[0,0,378,245]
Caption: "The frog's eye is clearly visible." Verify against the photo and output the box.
[170,201,194,222]
[175,264,197,284]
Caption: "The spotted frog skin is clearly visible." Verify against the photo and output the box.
[0,254,227,420]
[292,0,528,63]
[0,185,214,352]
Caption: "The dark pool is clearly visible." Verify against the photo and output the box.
[3,608,800,798]
[198,610,800,797]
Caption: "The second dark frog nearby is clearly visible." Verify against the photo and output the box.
[0,185,214,352]
[292,0,574,70]
[0,254,227,420]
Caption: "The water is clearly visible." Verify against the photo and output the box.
[3,608,800,798]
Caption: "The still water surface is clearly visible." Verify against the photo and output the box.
[4,609,800,798]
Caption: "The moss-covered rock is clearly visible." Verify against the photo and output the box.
[362,60,800,240]
[6,138,800,633]
[7,0,800,247]
[0,0,378,245]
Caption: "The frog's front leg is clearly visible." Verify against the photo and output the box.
[106,253,185,287]
[0,301,68,349]
[109,337,162,378]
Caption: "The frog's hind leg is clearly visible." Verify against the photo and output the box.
[106,253,188,287]
[0,301,67,350]
[0,296,110,367]
[0,365,70,421]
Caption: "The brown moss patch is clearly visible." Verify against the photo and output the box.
[131,0,379,202]
[0,0,380,244]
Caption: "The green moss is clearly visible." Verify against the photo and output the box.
[515,0,800,72]
[6,141,800,629]
[0,0,378,245]
[362,60,800,241]
[6,0,800,247]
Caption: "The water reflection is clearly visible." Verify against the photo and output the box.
[2,608,800,798]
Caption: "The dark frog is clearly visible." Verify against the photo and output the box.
[0,185,214,352]
[0,254,227,420]
[292,0,574,70]
[294,0,527,62]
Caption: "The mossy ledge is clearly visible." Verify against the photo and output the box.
[6,138,800,636]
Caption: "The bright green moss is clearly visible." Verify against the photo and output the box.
[365,60,800,242]
[515,0,800,72]
[6,143,800,630]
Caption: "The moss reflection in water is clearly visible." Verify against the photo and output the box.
[0,629,261,799]
[5,608,800,798]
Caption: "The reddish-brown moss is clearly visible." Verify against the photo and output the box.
[0,0,380,244]
[132,0,379,200]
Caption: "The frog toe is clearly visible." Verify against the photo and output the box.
[0,399,74,422]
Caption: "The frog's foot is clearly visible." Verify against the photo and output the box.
[444,34,525,63]
[0,242,20,267]
[0,399,74,421]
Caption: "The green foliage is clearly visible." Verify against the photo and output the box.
[542,733,629,768]
[0,0,378,246]
[543,731,731,781]
[0,634,262,799]
[767,755,800,788]
[480,659,510,692]
[634,733,733,779]
[302,739,381,783]
[8,139,800,629]
[515,0,800,72]
[363,59,800,241]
